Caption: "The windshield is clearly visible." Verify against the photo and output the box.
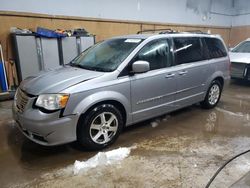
[232,41,250,53]
[70,38,143,72]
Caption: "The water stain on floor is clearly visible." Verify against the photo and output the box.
[1,81,250,188]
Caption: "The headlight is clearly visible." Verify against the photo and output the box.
[35,94,69,110]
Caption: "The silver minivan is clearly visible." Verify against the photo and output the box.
[13,32,230,150]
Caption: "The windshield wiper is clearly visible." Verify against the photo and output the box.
[90,67,113,72]
[69,63,84,68]
[69,63,113,72]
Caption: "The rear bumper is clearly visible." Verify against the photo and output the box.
[224,75,231,87]
[12,105,79,146]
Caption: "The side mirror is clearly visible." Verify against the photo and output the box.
[132,60,150,73]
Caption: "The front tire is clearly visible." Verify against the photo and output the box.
[201,80,222,109]
[77,104,123,150]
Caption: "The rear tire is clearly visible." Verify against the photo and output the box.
[77,104,123,150]
[201,80,222,109]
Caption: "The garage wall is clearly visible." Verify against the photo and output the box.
[232,0,250,26]
[230,26,250,47]
[0,0,234,61]
[0,11,231,61]
[230,0,250,46]
[0,0,233,27]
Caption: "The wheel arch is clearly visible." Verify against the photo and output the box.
[201,71,224,101]
[74,91,130,126]
[75,97,127,149]
[213,76,224,88]
[79,100,127,126]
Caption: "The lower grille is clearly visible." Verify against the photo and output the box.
[231,62,247,78]
[33,134,47,143]
[15,89,29,113]
[17,121,48,143]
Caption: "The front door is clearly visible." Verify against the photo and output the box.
[130,38,177,123]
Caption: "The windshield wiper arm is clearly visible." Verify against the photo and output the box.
[69,63,113,72]
[69,63,84,68]
[94,67,113,72]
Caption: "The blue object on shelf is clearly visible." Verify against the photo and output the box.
[36,27,66,38]
[0,61,8,92]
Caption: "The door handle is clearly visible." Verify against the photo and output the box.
[179,71,188,75]
[165,73,175,78]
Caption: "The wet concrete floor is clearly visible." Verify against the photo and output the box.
[1,80,250,188]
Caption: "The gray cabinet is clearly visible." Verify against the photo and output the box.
[77,36,95,53]
[61,37,78,65]
[13,35,41,81]
[40,38,61,70]
[12,34,95,81]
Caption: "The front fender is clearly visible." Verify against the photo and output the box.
[72,91,131,124]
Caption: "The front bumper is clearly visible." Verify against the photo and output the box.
[12,105,79,146]
[231,62,250,80]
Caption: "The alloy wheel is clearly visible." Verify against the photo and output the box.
[89,112,118,144]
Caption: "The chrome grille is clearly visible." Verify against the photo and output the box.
[15,89,29,113]
[231,62,247,78]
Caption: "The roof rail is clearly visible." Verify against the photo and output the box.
[183,30,208,34]
[136,29,210,35]
[137,28,177,34]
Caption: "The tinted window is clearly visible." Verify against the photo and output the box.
[133,39,171,70]
[174,37,204,65]
[204,37,227,58]
[232,41,250,53]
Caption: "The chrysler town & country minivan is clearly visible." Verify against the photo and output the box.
[13,32,230,149]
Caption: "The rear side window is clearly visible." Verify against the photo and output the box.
[204,37,227,59]
[173,37,204,65]
[133,39,171,70]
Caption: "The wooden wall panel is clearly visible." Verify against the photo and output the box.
[92,22,140,42]
[141,24,155,33]
[155,25,205,32]
[229,26,250,47]
[0,15,142,59]
[209,28,230,46]
[0,12,231,62]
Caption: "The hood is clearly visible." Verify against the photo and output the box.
[20,66,104,95]
[229,52,250,64]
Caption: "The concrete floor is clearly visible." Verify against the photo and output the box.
[1,81,250,188]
